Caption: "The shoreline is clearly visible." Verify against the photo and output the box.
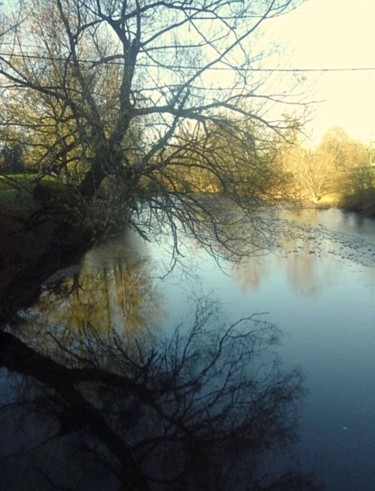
[299,191,375,219]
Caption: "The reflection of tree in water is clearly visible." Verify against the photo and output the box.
[151,201,280,264]
[281,232,335,297]
[16,235,164,366]
[232,258,270,293]
[283,240,319,296]
[231,220,336,297]
[0,298,323,490]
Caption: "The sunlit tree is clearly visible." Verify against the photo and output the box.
[319,126,367,170]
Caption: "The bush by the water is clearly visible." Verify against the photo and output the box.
[341,187,375,217]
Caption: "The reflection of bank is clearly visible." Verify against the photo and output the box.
[16,233,165,368]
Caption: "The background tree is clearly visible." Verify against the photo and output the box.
[296,148,335,203]
[319,126,372,195]
[0,0,302,254]
[0,141,25,174]
[319,126,367,170]
[274,119,333,203]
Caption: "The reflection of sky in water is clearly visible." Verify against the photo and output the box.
[147,208,375,491]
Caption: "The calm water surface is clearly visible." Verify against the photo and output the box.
[144,208,375,490]
[1,207,375,490]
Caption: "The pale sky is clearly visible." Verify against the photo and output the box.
[265,0,375,145]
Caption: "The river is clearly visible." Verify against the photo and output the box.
[0,207,375,490]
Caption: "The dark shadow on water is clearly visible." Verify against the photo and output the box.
[0,215,96,324]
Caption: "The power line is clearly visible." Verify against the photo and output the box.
[254,67,375,73]
[0,51,375,73]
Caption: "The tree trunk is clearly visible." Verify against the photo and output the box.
[78,163,106,200]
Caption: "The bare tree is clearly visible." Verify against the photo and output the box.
[294,148,334,203]
[0,0,302,255]
[319,126,367,170]
[276,120,334,204]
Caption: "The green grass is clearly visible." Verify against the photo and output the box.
[0,174,35,207]
[0,188,22,204]
[0,173,57,206]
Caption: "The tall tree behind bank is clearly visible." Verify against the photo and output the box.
[0,0,303,255]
